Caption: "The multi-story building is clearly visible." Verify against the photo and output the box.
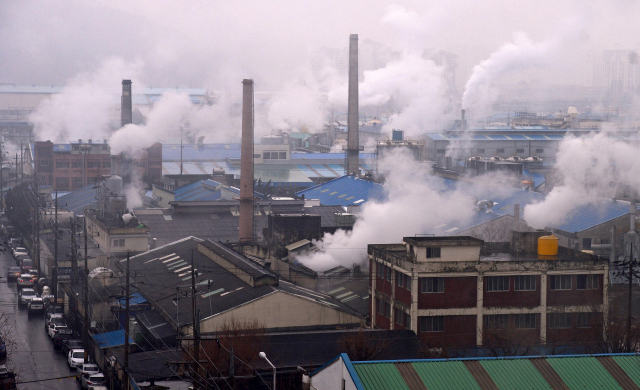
[602,50,640,94]
[368,234,609,353]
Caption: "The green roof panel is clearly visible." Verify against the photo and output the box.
[480,359,552,390]
[612,355,640,387]
[353,363,410,390]
[412,361,481,390]
[547,356,623,390]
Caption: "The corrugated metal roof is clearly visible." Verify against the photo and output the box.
[295,175,385,206]
[57,184,99,214]
[547,356,623,389]
[162,144,241,161]
[549,200,632,233]
[353,363,410,390]
[412,360,481,390]
[480,359,552,389]
[613,356,640,388]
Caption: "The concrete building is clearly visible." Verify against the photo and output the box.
[368,234,609,354]
[602,50,640,94]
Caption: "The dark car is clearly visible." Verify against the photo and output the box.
[19,258,33,273]
[53,328,74,349]
[62,339,85,357]
[6,267,21,281]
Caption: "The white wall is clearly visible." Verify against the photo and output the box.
[309,357,358,390]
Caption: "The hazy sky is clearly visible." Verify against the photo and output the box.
[2,0,638,91]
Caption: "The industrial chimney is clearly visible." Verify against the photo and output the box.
[346,34,359,176]
[121,79,133,128]
[239,79,255,242]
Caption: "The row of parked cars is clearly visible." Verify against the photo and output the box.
[44,309,106,389]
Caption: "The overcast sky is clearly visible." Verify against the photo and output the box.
[2,0,639,92]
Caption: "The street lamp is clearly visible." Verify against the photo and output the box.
[259,351,276,390]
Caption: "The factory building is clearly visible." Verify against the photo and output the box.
[368,234,609,354]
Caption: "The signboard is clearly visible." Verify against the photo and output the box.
[57,267,73,281]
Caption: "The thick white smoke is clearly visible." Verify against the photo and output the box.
[297,150,475,271]
[327,54,451,136]
[523,133,640,229]
[461,17,586,111]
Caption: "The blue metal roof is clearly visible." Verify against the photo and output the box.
[296,175,385,206]
[290,153,376,160]
[173,179,221,197]
[57,184,98,214]
[549,201,633,233]
[91,329,134,349]
[162,144,241,161]
[117,292,147,307]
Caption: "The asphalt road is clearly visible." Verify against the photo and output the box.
[0,244,79,390]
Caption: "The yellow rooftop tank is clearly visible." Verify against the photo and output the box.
[538,235,558,256]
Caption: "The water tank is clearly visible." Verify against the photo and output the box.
[538,235,558,256]
[106,175,123,195]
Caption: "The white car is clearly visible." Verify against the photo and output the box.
[68,349,85,368]
[76,363,99,379]
[48,323,67,339]
[81,372,105,389]
[18,288,36,306]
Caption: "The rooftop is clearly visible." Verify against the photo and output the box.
[295,175,385,206]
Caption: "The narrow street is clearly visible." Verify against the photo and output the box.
[0,244,78,390]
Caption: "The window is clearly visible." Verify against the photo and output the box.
[72,145,80,151]
[486,276,509,292]
[421,277,444,293]
[536,148,544,153]
[253,154,261,158]
[39,160,50,167]
[55,177,68,186]
[514,275,536,291]
[516,148,524,153]
[477,149,485,154]
[549,313,572,329]
[577,275,599,290]
[376,298,390,318]
[71,162,82,168]
[394,309,411,328]
[103,161,111,168]
[577,313,594,328]
[549,275,572,290]
[420,316,444,332]
[436,149,446,154]
[87,161,100,168]
[496,149,505,153]
[56,161,69,168]
[396,271,410,289]
[426,247,441,258]
[376,263,391,281]
[485,314,509,330]
[112,238,125,247]
[279,152,287,159]
[515,314,537,329]
[73,177,83,185]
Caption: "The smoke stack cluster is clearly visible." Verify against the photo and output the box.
[346,34,359,176]
[239,79,255,242]
[121,79,132,127]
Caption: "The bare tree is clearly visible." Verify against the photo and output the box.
[338,327,391,361]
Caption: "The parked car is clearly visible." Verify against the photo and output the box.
[8,237,22,249]
[18,288,36,307]
[16,274,34,289]
[81,373,105,389]
[45,313,63,328]
[12,247,26,257]
[0,336,6,360]
[6,267,21,281]
[47,322,67,340]
[67,349,85,369]
[0,365,16,389]
[27,297,45,314]
[28,269,38,279]
[62,339,85,357]
[53,328,74,349]
[76,363,99,378]
[19,258,33,273]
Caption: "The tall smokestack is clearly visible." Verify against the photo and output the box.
[239,79,255,242]
[121,79,132,127]
[346,34,359,176]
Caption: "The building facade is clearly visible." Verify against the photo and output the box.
[368,236,609,352]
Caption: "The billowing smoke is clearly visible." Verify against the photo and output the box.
[328,54,451,136]
[29,58,143,143]
[297,150,475,271]
[523,133,640,229]
[461,17,586,111]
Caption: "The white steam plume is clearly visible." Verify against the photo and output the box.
[523,133,640,229]
[328,54,451,136]
[297,150,475,271]
[461,17,586,110]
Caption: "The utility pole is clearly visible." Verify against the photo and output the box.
[628,242,634,353]
[124,251,130,390]
[70,217,76,285]
[53,192,58,307]
[191,250,200,390]
[0,139,4,213]
[83,215,89,364]
[20,140,23,183]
